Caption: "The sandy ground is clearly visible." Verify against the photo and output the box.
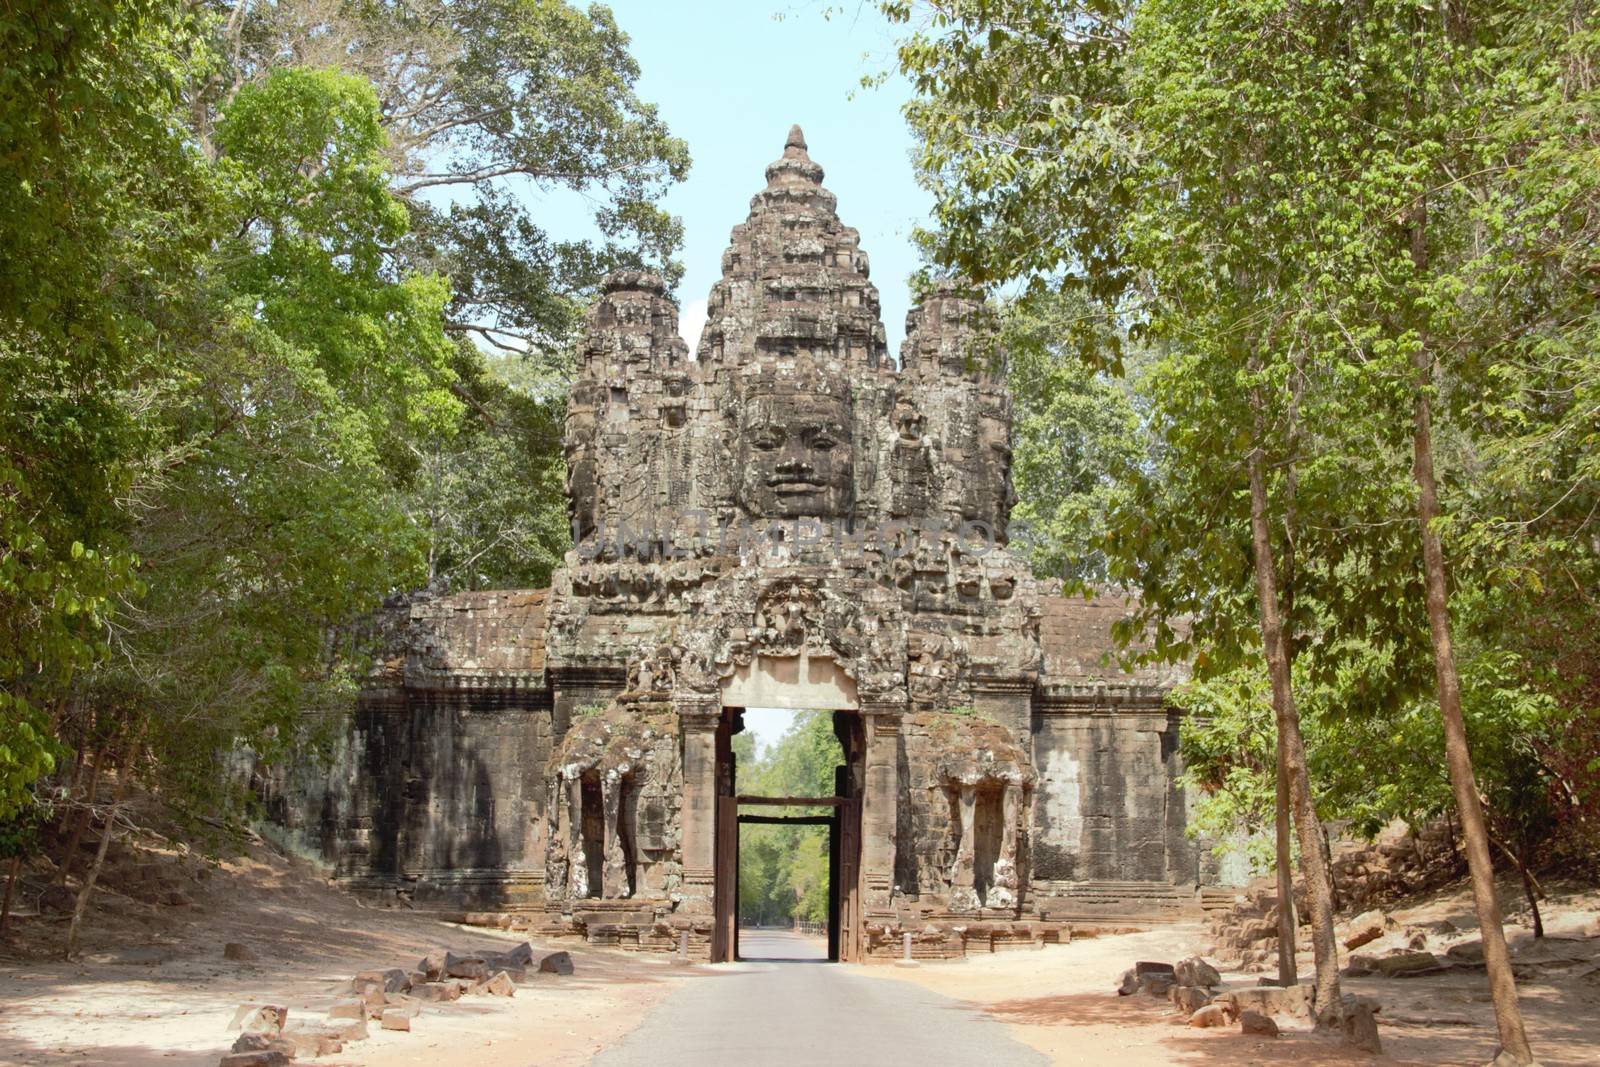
[0,843,695,1067]
[871,888,1600,1067]
[3,832,1594,1067]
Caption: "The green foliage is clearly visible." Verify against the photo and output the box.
[1,0,682,833]
[1180,608,1572,876]
[412,351,572,590]
[218,0,691,361]
[1004,292,1142,586]
[885,0,1599,871]
[0,0,196,818]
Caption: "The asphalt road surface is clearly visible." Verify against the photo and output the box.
[590,930,1046,1067]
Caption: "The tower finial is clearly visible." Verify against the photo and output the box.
[786,124,807,152]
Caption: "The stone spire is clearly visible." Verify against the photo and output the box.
[695,126,889,374]
[564,270,692,545]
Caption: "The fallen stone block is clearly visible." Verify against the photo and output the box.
[223,943,258,963]
[1446,940,1486,964]
[504,942,535,967]
[1174,956,1221,989]
[418,952,447,981]
[1140,973,1175,996]
[327,998,368,1021]
[1342,1002,1382,1054]
[380,1010,414,1032]
[228,1005,287,1034]
[1239,1009,1280,1037]
[321,1017,369,1042]
[279,1029,343,1058]
[352,979,387,1010]
[1224,984,1314,1021]
[1343,910,1388,951]
[538,950,574,975]
[1117,960,1174,996]
[410,981,462,1003]
[1188,1003,1233,1028]
[1373,950,1445,978]
[355,967,412,993]
[218,1053,290,1067]
[474,970,516,997]
[444,952,488,981]
[229,1034,294,1056]
[1170,984,1212,1015]
[286,1023,366,1055]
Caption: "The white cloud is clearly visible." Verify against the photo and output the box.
[678,297,708,352]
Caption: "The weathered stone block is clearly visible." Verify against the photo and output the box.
[1342,910,1388,950]
[410,982,461,1003]
[1373,950,1445,977]
[1239,1009,1280,1037]
[1188,1003,1233,1028]
[1170,984,1212,1015]
[1174,956,1221,988]
[539,950,574,975]
[229,1005,286,1035]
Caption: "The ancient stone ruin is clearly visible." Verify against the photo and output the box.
[273,127,1232,960]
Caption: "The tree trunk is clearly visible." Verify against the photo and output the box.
[1321,825,1341,915]
[57,742,103,886]
[1409,348,1535,1062]
[0,855,21,934]
[64,734,138,960]
[1276,367,1303,990]
[1517,850,1544,940]
[1246,430,1341,1025]
[1274,740,1299,985]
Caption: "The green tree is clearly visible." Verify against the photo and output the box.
[411,350,571,591]
[201,0,691,360]
[1003,293,1142,586]
[1,0,200,819]
[885,2,1595,1053]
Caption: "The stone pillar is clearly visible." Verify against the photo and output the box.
[988,782,1023,910]
[950,783,980,912]
[677,697,721,914]
[565,776,588,900]
[860,703,902,913]
[601,772,628,898]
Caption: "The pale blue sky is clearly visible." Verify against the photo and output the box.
[598,0,930,354]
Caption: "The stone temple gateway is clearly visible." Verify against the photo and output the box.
[281,128,1232,960]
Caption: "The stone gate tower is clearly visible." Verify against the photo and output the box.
[279,129,1228,960]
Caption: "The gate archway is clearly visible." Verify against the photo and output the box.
[712,656,865,963]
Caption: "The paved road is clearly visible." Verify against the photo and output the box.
[591,930,1045,1067]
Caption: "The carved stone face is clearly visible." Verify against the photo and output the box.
[961,410,1015,532]
[738,388,854,518]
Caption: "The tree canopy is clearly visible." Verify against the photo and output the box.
[0,0,685,833]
